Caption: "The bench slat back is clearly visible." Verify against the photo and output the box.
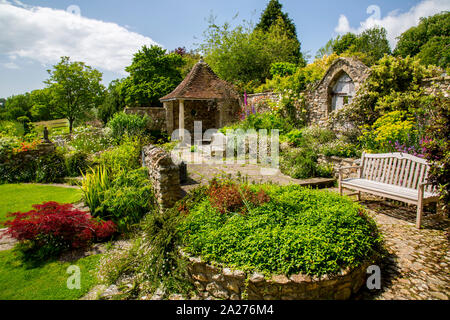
[361,153,436,192]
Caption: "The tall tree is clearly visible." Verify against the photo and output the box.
[45,56,104,133]
[395,11,450,68]
[256,0,304,64]
[98,79,126,124]
[200,17,301,92]
[30,88,56,122]
[316,27,391,65]
[121,45,184,108]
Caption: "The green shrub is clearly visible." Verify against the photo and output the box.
[0,120,23,137]
[96,137,141,177]
[69,126,113,153]
[359,110,418,153]
[34,151,66,183]
[222,112,293,136]
[81,165,111,215]
[94,168,154,231]
[280,148,321,179]
[66,151,90,177]
[98,207,193,299]
[179,184,382,276]
[107,112,150,139]
[319,140,361,158]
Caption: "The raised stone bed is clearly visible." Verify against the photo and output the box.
[182,250,378,300]
[318,154,360,179]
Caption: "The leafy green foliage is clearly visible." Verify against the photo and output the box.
[96,137,142,177]
[98,207,193,299]
[359,111,419,153]
[68,126,113,154]
[121,45,183,107]
[395,11,450,68]
[45,56,104,133]
[222,111,293,135]
[81,165,111,216]
[98,79,126,124]
[179,184,381,276]
[423,94,450,215]
[317,27,391,66]
[107,112,151,140]
[255,0,303,63]
[65,151,90,177]
[94,168,154,232]
[200,16,302,92]
[332,55,438,128]
[270,62,298,77]
[35,150,67,183]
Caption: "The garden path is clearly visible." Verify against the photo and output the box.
[182,162,334,193]
[332,191,449,300]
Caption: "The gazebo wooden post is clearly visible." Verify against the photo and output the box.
[179,99,185,141]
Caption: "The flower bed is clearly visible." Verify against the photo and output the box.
[178,181,382,299]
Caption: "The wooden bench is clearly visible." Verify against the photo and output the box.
[339,152,439,229]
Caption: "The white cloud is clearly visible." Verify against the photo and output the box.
[334,0,450,48]
[0,1,160,74]
[2,62,19,69]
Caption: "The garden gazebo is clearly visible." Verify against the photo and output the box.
[160,59,240,140]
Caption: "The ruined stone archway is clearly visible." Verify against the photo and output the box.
[306,57,370,126]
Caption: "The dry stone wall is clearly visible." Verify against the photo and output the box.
[245,92,281,113]
[318,154,360,179]
[182,250,376,300]
[421,76,450,97]
[142,145,181,211]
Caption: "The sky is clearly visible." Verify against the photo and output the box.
[1,0,449,98]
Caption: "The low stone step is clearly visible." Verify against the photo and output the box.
[294,177,336,189]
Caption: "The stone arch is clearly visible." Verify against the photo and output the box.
[327,71,355,113]
[307,57,370,126]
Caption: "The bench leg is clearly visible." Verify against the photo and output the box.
[416,203,423,229]
[357,191,361,201]
[416,187,424,229]
[339,182,343,196]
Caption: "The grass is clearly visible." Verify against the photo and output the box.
[33,118,69,136]
[0,184,83,225]
[0,249,101,300]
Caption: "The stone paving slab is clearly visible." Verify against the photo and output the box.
[0,228,15,251]
[328,190,449,300]
[182,163,335,193]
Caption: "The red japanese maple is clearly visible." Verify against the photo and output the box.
[3,202,116,249]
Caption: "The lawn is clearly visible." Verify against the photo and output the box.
[33,118,69,136]
[0,184,83,225]
[0,249,101,300]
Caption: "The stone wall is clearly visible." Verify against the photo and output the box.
[306,57,371,126]
[182,250,376,300]
[421,76,450,97]
[124,107,166,131]
[245,92,281,113]
[142,145,181,211]
[318,154,360,179]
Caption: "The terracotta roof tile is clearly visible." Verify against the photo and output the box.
[160,60,239,101]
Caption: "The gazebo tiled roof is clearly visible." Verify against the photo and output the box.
[160,60,239,102]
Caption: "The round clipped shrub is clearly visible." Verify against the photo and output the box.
[179,183,381,277]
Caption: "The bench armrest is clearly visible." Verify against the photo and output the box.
[419,181,433,187]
